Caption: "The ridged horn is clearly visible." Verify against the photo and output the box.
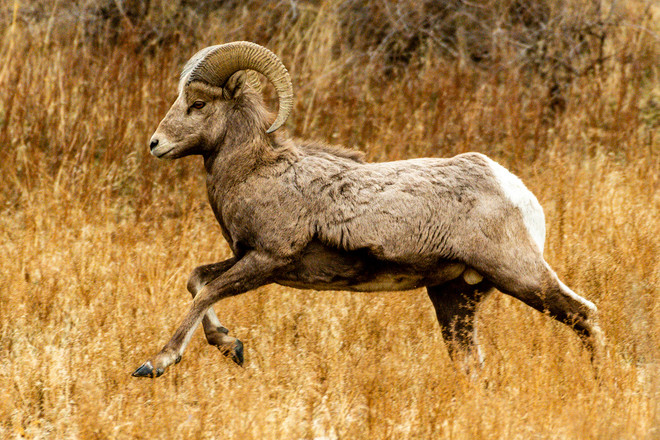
[179,41,293,134]
[245,70,262,94]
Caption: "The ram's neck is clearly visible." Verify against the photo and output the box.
[205,133,295,219]
[202,145,248,201]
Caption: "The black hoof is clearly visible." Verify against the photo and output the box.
[219,339,244,366]
[132,361,163,378]
[232,339,244,366]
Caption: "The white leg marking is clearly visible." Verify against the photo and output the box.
[206,308,224,329]
[557,279,597,312]
[178,314,206,358]
[484,156,546,254]
[545,262,597,312]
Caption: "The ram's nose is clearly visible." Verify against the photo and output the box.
[149,138,159,151]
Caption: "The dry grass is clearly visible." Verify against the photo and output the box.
[0,1,658,439]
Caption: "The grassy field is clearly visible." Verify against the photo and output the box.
[0,1,657,438]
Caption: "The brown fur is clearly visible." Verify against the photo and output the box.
[134,65,604,378]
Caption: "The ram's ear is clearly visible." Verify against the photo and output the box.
[223,71,247,100]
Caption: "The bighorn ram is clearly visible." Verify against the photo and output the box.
[133,41,604,377]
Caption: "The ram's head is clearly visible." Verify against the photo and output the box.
[149,41,293,159]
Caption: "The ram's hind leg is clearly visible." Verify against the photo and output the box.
[427,278,493,371]
[186,258,244,365]
[485,257,604,364]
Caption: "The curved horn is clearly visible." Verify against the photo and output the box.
[245,70,262,94]
[180,41,293,134]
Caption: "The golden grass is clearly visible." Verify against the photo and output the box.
[0,1,658,438]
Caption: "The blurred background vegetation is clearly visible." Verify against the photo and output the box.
[0,1,657,439]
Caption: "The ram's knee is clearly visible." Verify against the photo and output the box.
[187,267,206,296]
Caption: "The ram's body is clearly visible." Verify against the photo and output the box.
[212,146,540,290]
[133,42,603,378]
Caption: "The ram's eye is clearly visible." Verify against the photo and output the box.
[191,101,205,110]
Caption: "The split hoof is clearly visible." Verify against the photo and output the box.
[132,361,164,378]
[207,329,244,366]
[232,339,244,366]
[220,339,244,366]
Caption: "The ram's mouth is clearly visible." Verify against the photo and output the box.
[151,143,176,159]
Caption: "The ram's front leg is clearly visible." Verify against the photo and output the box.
[132,252,284,378]
[187,259,244,365]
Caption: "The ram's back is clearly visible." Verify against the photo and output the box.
[289,152,506,263]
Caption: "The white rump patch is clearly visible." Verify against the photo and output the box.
[484,156,546,254]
